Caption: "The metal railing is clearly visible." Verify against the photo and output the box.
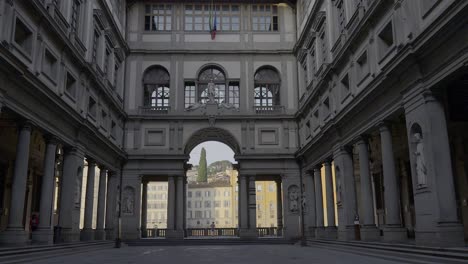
[254,106,285,115]
[139,106,170,115]
[257,227,279,237]
[144,228,166,238]
[186,228,238,237]
[143,227,280,238]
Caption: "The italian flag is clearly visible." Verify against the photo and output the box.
[209,1,217,40]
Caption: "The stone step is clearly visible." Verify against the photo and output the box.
[0,241,114,263]
[309,240,468,264]
[310,242,466,264]
[0,243,113,264]
[125,238,294,246]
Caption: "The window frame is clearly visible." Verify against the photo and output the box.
[144,3,173,31]
[143,66,171,108]
[251,4,279,32]
[184,4,240,32]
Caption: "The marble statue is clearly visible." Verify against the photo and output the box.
[288,185,299,213]
[122,186,135,215]
[207,79,216,103]
[414,133,427,187]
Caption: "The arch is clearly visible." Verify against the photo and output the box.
[197,65,227,104]
[254,66,281,107]
[184,127,240,156]
[142,65,170,107]
[195,63,229,80]
[254,65,281,83]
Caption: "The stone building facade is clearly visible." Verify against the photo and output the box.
[0,0,467,248]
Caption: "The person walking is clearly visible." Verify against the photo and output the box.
[210,222,216,236]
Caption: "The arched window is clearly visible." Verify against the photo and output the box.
[254,67,280,109]
[184,66,239,109]
[143,66,170,108]
[198,67,226,104]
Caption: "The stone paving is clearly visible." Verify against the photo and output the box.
[31,244,409,264]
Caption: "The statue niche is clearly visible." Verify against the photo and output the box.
[122,186,135,215]
[288,185,299,213]
[411,124,427,187]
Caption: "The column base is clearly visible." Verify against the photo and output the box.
[315,226,326,239]
[58,227,80,243]
[32,228,54,244]
[305,226,315,238]
[239,228,257,240]
[338,225,359,241]
[105,228,116,240]
[95,229,106,240]
[80,228,95,241]
[165,229,184,240]
[360,225,380,241]
[0,228,29,245]
[415,223,464,247]
[383,226,407,242]
[324,226,337,240]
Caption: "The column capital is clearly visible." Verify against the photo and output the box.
[313,164,323,171]
[238,174,248,180]
[17,120,33,131]
[324,158,333,166]
[44,134,60,145]
[333,145,353,157]
[98,164,107,171]
[355,135,370,145]
[168,175,175,181]
[248,175,255,181]
[378,121,392,132]
[86,158,96,166]
[274,178,282,184]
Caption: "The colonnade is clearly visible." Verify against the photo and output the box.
[0,118,120,245]
[304,117,462,246]
[139,173,284,240]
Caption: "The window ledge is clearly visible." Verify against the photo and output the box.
[356,72,370,87]
[378,45,396,65]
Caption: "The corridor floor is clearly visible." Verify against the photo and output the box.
[31,244,417,264]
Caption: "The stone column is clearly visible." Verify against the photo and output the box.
[183,177,187,237]
[275,179,283,236]
[314,165,325,238]
[81,159,97,241]
[248,175,257,232]
[303,170,315,238]
[105,171,117,240]
[167,176,176,230]
[32,136,58,244]
[239,175,248,229]
[57,147,84,242]
[0,122,32,245]
[141,180,148,238]
[239,174,255,239]
[356,137,380,241]
[379,123,406,242]
[403,89,463,247]
[334,146,358,241]
[95,168,107,240]
[323,160,337,239]
[176,176,184,231]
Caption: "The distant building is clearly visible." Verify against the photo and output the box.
[145,169,278,229]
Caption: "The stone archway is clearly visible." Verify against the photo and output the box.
[184,127,241,156]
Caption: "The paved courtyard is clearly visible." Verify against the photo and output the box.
[31,244,409,264]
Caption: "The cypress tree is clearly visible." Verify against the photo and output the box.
[197,147,208,182]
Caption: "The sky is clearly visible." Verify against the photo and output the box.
[188,141,236,166]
